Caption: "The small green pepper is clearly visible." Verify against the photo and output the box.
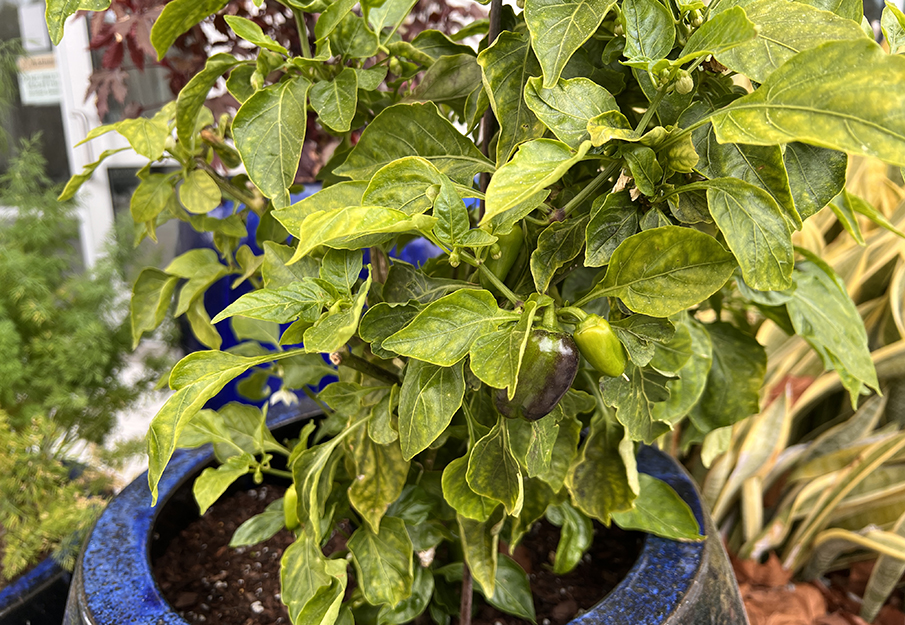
[494,329,579,421]
[480,227,523,295]
[284,483,300,530]
[574,314,627,377]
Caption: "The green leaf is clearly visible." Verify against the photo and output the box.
[193,452,254,514]
[830,192,866,244]
[79,111,171,160]
[292,431,356,542]
[482,139,591,225]
[347,424,409,533]
[360,303,421,359]
[176,54,242,146]
[233,76,312,204]
[46,0,111,44]
[611,473,701,540]
[212,281,332,324]
[674,7,758,64]
[227,65,256,104]
[442,455,499,521]
[384,290,509,366]
[587,110,638,146]
[335,102,494,184]
[524,76,618,149]
[786,256,879,405]
[709,39,905,168]
[320,249,363,295]
[845,189,905,239]
[348,517,414,607]
[314,0,358,41]
[705,177,794,291]
[688,322,765,433]
[224,15,289,54]
[362,157,443,216]
[379,566,435,625]
[610,314,675,367]
[289,206,432,261]
[882,1,905,54]
[179,170,221,215]
[230,499,285,547]
[130,173,175,223]
[398,360,466,459]
[281,534,346,623]
[303,271,372,353]
[457,508,504,596]
[368,0,419,40]
[476,32,545,164]
[295,576,347,625]
[150,0,229,60]
[148,350,295,503]
[536,414,582,492]
[566,412,638,523]
[802,0,863,20]
[530,215,589,293]
[585,190,640,267]
[410,54,483,105]
[621,0,675,62]
[713,0,866,84]
[623,146,663,197]
[649,323,693,375]
[310,69,358,133]
[383,261,477,304]
[166,249,229,317]
[328,14,379,59]
[58,148,128,202]
[273,180,368,236]
[482,554,535,621]
[524,0,616,87]
[433,177,491,248]
[585,227,736,317]
[187,297,221,350]
[783,143,848,222]
[130,268,179,347]
[510,478,558,546]
[547,501,593,574]
[261,242,320,289]
[467,420,524,516]
[602,365,672,443]
[469,300,539,398]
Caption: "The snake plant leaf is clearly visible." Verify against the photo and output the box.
[786,255,880,406]
[861,511,905,622]
[477,32,546,165]
[567,411,639,523]
[336,102,494,184]
[713,0,866,84]
[467,420,524,516]
[150,0,229,60]
[348,517,414,607]
[690,322,766,434]
[483,139,591,224]
[783,142,848,222]
[584,226,736,317]
[398,360,465,459]
[621,0,674,62]
[309,68,358,133]
[710,39,905,168]
[705,177,795,291]
[524,0,616,87]
[233,76,312,205]
[612,473,702,541]
[524,77,618,148]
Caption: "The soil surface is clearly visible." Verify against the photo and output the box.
[152,484,643,625]
[152,484,294,625]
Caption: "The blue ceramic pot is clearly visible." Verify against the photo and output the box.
[61,405,747,625]
[0,557,70,625]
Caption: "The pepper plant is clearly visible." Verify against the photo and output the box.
[48,0,905,621]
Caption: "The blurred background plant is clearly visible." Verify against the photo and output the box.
[0,410,113,586]
[696,157,905,623]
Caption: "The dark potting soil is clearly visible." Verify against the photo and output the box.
[153,486,643,625]
[152,484,294,625]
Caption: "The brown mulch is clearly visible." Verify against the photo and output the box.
[733,553,905,625]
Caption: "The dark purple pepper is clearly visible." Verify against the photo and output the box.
[494,329,579,421]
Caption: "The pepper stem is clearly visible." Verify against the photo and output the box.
[556,306,588,324]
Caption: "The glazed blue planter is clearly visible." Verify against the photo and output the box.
[61,405,747,625]
[0,557,70,625]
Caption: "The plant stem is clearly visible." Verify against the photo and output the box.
[460,562,474,625]
[329,349,401,385]
[562,162,621,217]
[635,86,668,135]
[478,0,504,218]
[556,306,588,323]
[301,386,333,414]
[195,158,266,215]
[261,467,293,479]
[463,250,521,305]
[293,9,311,58]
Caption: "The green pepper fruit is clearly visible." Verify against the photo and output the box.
[284,483,300,530]
[480,227,523,295]
[574,314,627,377]
[494,329,579,421]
